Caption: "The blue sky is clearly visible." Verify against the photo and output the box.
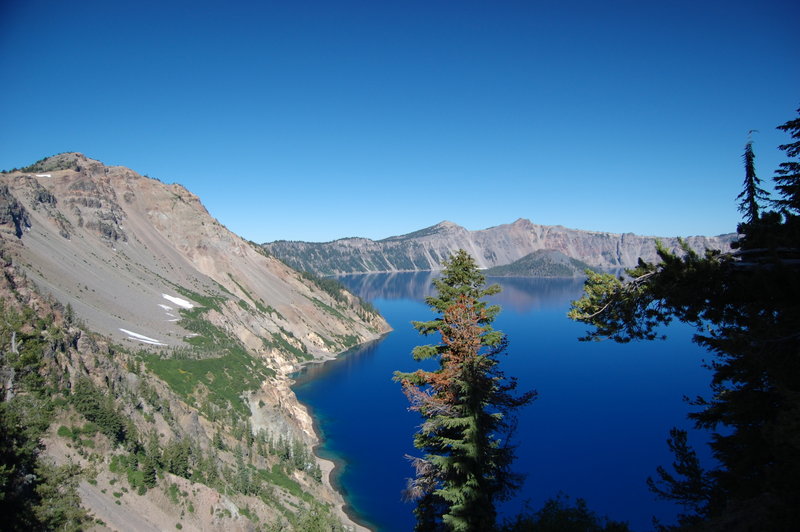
[1,0,798,242]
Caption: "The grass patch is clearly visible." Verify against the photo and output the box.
[145,341,275,417]
[256,465,311,502]
[168,483,180,505]
[335,334,360,350]
[264,328,312,361]
[167,282,227,313]
[145,281,279,419]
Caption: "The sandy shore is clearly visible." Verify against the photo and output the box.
[318,456,373,532]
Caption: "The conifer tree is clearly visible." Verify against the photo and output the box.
[774,107,800,214]
[736,139,767,225]
[396,250,535,531]
[569,109,800,530]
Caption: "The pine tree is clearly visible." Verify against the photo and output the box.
[736,139,767,225]
[774,107,800,214]
[396,250,536,531]
[568,111,800,530]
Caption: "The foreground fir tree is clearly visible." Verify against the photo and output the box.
[569,110,800,530]
[395,250,536,531]
[736,138,767,225]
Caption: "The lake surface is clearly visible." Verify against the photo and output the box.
[292,273,713,531]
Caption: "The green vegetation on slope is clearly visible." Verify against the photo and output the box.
[144,285,276,420]
[0,247,345,530]
[0,300,89,531]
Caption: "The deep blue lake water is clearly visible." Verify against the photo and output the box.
[292,273,714,531]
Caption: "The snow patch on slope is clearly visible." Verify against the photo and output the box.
[119,328,167,346]
[162,294,194,309]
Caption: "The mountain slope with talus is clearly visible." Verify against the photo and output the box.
[265,218,736,276]
[0,152,387,531]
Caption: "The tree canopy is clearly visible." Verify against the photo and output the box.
[396,250,535,531]
[569,109,800,530]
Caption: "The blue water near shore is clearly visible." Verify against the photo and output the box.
[292,273,714,531]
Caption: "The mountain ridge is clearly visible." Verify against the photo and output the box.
[265,218,736,276]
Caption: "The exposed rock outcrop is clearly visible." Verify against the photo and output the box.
[266,218,736,275]
[0,153,387,531]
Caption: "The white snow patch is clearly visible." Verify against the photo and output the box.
[35,174,52,178]
[119,328,167,346]
[158,304,173,310]
[136,338,168,346]
[162,294,194,309]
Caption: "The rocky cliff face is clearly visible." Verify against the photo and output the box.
[266,218,736,275]
[0,153,387,530]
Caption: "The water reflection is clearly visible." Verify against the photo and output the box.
[337,271,586,313]
[292,338,385,387]
[337,271,439,301]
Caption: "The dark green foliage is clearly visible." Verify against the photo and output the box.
[14,153,80,173]
[145,298,275,419]
[773,107,800,213]
[265,328,311,361]
[292,501,347,532]
[70,378,128,444]
[145,343,273,419]
[256,464,308,501]
[736,140,767,224]
[0,398,46,530]
[162,439,191,478]
[300,270,379,317]
[144,282,278,419]
[396,250,536,531]
[646,429,711,526]
[141,453,158,488]
[1,380,87,531]
[0,302,55,394]
[569,110,800,530]
[501,494,630,532]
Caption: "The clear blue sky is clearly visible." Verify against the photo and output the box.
[1,0,797,242]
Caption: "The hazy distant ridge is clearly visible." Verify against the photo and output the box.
[265,218,735,276]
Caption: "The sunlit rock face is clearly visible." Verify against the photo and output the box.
[265,217,735,275]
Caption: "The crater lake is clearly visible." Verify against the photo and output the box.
[292,272,714,531]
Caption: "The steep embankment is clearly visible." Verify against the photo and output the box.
[0,152,388,531]
[265,218,736,275]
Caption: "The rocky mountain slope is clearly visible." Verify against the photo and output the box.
[0,153,389,531]
[265,219,736,276]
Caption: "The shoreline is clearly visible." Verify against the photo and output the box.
[290,336,391,532]
[307,408,377,532]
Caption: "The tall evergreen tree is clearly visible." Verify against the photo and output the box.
[568,110,800,530]
[774,107,800,214]
[396,250,536,531]
[736,139,767,225]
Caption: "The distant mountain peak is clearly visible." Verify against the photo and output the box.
[435,220,460,229]
[265,220,736,276]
